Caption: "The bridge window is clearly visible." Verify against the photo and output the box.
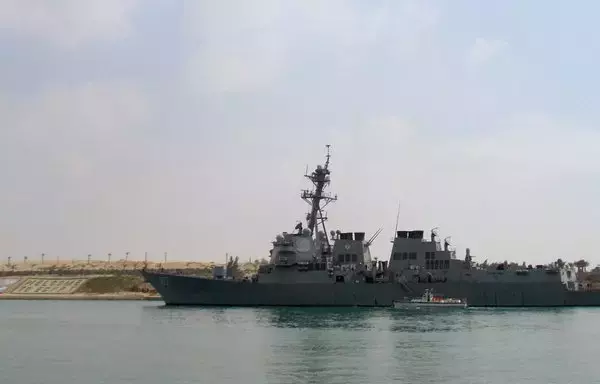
[425,260,430,269]
[409,252,417,260]
[444,260,449,269]
[425,252,430,259]
[402,253,408,260]
[393,252,401,260]
[430,252,436,259]
[351,254,358,262]
[434,260,439,269]
[337,255,344,263]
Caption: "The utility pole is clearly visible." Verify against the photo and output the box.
[41,253,45,264]
[125,252,129,262]
[144,252,147,263]
[164,252,167,263]
[108,253,112,264]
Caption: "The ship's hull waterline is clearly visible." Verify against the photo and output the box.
[142,271,600,308]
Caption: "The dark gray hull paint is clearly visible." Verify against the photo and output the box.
[142,271,600,307]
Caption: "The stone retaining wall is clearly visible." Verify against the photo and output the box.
[6,277,89,294]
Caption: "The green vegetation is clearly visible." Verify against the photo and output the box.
[77,275,153,294]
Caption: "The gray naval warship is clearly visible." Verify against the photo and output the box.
[142,146,600,307]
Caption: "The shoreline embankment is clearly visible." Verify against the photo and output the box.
[0,293,161,301]
[0,259,260,301]
[0,274,163,301]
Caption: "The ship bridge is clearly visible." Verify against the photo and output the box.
[268,228,318,267]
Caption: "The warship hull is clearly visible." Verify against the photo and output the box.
[142,271,600,307]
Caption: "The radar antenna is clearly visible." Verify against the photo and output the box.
[300,145,337,245]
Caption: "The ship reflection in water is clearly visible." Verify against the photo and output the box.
[145,304,578,335]
[257,307,482,333]
[255,307,376,330]
[145,305,487,333]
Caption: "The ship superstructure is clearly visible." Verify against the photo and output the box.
[254,146,380,286]
[266,145,336,275]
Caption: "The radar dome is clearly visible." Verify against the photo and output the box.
[302,228,311,236]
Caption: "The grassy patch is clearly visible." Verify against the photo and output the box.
[77,275,147,294]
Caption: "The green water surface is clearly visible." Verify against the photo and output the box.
[0,301,597,384]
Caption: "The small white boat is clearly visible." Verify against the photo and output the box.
[392,289,467,309]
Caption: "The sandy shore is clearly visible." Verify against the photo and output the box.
[0,293,162,301]
[0,259,218,273]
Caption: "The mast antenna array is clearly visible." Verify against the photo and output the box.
[300,145,337,242]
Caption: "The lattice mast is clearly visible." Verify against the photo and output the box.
[301,145,337,244]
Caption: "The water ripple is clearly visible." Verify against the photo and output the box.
[1,302,600,384]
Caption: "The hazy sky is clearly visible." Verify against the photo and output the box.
[2,0,599,265]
